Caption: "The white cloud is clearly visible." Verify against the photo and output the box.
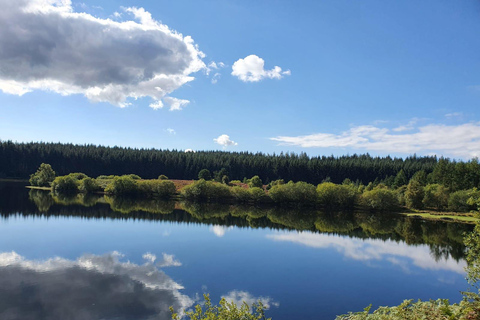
[231,55,290,82]
[222,290,279,311]
[0,0,206,108]
[166,128,176,135]
[210,225,233,237]
[445,112,463,119]
[211,73,221,84]
[184,149,196,153]
[392,118,418,132]
[157,253,182,267]
[271,122,480,158]
[214,134,238,147]
[266,231,466,274]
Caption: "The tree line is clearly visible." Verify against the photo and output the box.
[0,140,446,185]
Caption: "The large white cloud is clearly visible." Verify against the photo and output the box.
[270,122,480,159]
[231,55,290,82]
[0,0,206,108]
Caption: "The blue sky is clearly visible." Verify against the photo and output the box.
[0,0,479,159]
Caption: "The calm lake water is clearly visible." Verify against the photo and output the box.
[0,181,473,320]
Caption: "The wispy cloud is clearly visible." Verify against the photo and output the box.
[271,122,480,158]
[222,290,279,310]
[231,55,290,82]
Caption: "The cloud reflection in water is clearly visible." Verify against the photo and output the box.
[0,251,192,320]
[266,231,466,274]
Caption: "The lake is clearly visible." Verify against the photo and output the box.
[0,181,473,320]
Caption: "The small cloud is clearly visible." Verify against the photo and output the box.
[222,290,279,311]
[157,253,182,267]
[185,149,196,153]
[231,55,290,82]
[164,97,190,111]
[166,128,176,135]
[445,112,463,119]
[210,225,233,237]
[214,134,238,147]
[211,73,221,84]
[142,252,157,263]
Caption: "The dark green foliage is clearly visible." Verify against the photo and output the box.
[52,175,79,193]
[405,179,425,209]
[79,177,101,193]
[0,141,441,185]
[221,175,230,184]
[198,169,212,180]
[213,168,228,182]
[448,189,480,212]
[158,174,168,180]
[410,170,427,186]
[269,181,317,204]
[360,186,399,211]
[248,175,263,188]
[393,169,408,188]
[29,163,56,187]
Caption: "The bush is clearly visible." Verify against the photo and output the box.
[79,177,102,193]
[405,180,425,209]
[158,174,168,180]
[181,179,231,200]
[105,176,138,195]
[422,184,449,210]
[248,175,263,188]
[317,182,357,208]
[52,175,79,193]
[448,189,480,212]
[248,187,268,202]
[124,174,141,180]
[269,181,317,204]
[360,187,399,211]
[29,163,56,187]
[138,180,176,198]
[171,294,270,320]
[198,169,212,180]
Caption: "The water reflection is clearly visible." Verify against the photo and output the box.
[222,290,279,310]
[267,231,466,274]
[0,251,192,320]
[0,184,473,265]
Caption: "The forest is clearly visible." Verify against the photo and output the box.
[0,140,473,186]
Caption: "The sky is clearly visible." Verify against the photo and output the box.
[0,0,479,159]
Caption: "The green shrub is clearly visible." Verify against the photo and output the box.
[405,180,425,209]
[317,182,357,208]
[124,174,141,180]
[423,184,449,210]
[181,179,231,200]
[52,175,79,193]
[231,186,250,202]
[105,176,138,195]
[79,177,102,193]
[448,189,480,212]
[269,181,317,204]
[171,294,270,320]
[198,169,212,180]
[360,187,399,211]
[248,187,268,202]
[138,180,176,198]
[248,175,263,188]
[29,163,56,187]
[158,174,168,180]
